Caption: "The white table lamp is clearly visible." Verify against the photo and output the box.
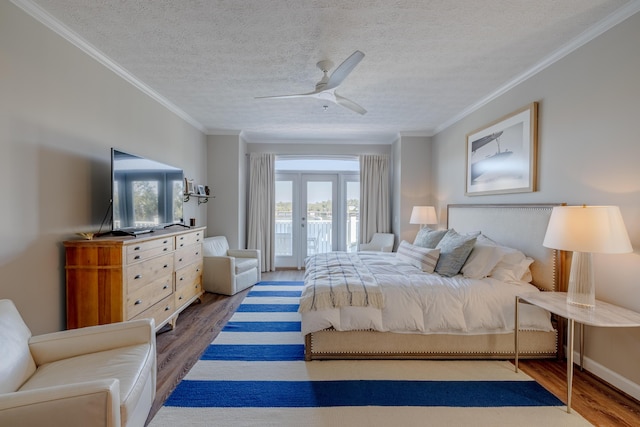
[543,205,632,308]
[410,206,438,228]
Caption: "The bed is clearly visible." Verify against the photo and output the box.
[301,204,569,361]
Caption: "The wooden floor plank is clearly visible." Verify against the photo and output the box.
[147,270,640,426]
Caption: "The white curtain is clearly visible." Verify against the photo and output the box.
[247,153,275,272]
[359,154,390,245]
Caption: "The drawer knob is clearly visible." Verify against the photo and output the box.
[165,306,170,311]
[195,251,200,256]
[135,299,142,305]
[179,258,183,262]
[163,285,169,289]
[180,277,184,281]
[163,240,168,244]
[134,274,142,280]
[163,248,168,252]
[179,296,183,300]
[134,255,141,260]
[164,264,169,268]
[134,246,141,251]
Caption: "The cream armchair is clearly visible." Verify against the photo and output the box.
[202,236,261,295]
[0,299,156,427]
[359,232,395,252]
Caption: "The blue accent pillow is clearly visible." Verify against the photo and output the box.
[435,229,479,277]
[413,227,448,248]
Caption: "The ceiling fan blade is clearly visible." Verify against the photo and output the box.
[335,94,367,115]
[325,50,365,91]
[255,90,319,100]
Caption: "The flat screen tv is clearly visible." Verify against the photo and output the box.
[111,148,184,235]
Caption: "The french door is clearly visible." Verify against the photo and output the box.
[275,173,357,268]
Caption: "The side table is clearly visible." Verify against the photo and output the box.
[514,292,640,413]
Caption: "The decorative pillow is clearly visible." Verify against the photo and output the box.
[489,246,534,283]
[413,227,448,248]
[461,234,506,280]
[434,229,479,277]
[396,240,440,273]
[490,256,534,283]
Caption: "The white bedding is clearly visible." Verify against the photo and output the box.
[300,252,553,336]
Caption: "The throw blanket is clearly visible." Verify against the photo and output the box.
[299,252,384,312]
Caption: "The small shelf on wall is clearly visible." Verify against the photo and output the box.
[184,180,212,205]
[183,193,212,205]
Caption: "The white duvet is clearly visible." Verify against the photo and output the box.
[300,252,553,336]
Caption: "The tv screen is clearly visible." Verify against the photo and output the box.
[111,148,184,233]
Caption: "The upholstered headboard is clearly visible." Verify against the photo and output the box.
[447,204,567,292]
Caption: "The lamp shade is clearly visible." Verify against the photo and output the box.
[543,205,632,254]
[410,206,437,225]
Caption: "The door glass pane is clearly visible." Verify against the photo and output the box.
[346,181,360,252]
[307,181,332,255]
[275,180,293,256]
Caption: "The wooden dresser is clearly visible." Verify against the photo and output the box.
[64,227,205,332]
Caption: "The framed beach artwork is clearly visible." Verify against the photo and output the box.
[465,102,538,196]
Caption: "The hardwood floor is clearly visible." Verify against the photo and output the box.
[148,270,640,426]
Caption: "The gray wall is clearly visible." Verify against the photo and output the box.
[0,2,207,334]
[432,12,640,398]
[393,136,432,246]
[206,134,246,247]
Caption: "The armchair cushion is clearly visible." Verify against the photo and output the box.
[235,258,259,275]
[202,236,229,257]
[0,300,36,394]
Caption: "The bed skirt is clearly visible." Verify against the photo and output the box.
[304,329,557,361]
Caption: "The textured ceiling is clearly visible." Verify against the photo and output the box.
[21,0,635,142]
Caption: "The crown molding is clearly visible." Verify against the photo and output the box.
[11,0,207,134]
[434,0,640,135]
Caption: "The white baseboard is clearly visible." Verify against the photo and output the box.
[569,347,640,401]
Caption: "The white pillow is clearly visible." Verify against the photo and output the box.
[396,240,440,273]
[489,245,534,283]
[461,236,505,280]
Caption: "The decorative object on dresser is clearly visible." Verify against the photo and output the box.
[409,205,438,228]
[542,205,632,308]
[64,227,205,332]
[0,299,156,427]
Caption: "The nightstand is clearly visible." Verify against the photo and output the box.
[514,292,640,413]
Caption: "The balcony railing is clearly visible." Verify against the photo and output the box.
[275,218,359,256]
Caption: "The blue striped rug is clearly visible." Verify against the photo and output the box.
[149,281,591,427]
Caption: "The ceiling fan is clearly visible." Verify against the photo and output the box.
[256,50,367,115]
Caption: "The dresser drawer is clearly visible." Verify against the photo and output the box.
[175,260,203,309]
[126,274,173,319]
[175,230,204,249]
[174,243,202,270]
[126,237,174,264]
[133,294,175,328]
[125,253,174,292]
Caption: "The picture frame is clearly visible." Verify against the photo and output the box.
[197,184,206,195]
[185,179,195,195]
[465,102,538,196]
